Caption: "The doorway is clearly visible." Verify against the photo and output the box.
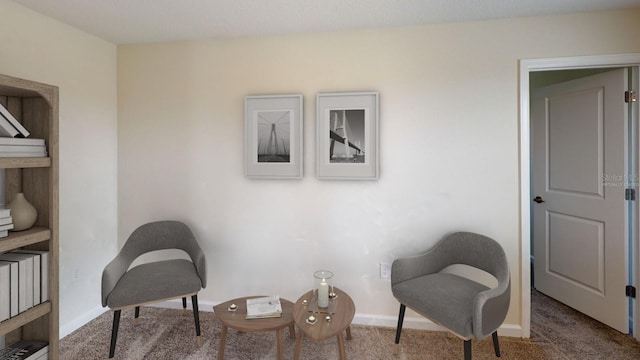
[530,67,631,333]
[519,54,640,341]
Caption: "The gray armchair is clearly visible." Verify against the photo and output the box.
[101,220,207,358]
[391,232,510,360]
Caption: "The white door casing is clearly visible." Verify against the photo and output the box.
[532,69,629,333]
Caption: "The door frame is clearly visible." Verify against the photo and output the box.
[519,53,640,340]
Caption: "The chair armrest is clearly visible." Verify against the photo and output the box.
[472,277,511,339]
[101,254,132,307]
[391,243,451,286]
[190,248,207,288]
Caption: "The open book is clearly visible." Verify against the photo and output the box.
[246,295,282,319]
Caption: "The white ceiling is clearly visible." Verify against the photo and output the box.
[11,0,640,44]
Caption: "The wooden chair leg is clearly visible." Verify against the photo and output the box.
[393,304,406,355]
[192,294,202,346]
[182,297,188,314]
[464,340,472,360]
[109,310,121,358]
[492,331,501,357]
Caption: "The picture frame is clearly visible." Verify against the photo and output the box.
[316,92,379,180]
[245,94,303,179]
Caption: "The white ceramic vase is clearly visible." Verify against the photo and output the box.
[8,192,37,231]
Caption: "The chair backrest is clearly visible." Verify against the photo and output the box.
[121,221,198,260]
[102,220,207,307]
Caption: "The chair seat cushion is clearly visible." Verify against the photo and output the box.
[106,259,202,308]
[392,273,489,337]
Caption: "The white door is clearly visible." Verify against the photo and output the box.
[532,68,629,333]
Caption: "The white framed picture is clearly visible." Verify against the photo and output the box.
[245,94,303,179]
[316,92,379,180]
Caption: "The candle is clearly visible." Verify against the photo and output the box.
[318,278,329,308]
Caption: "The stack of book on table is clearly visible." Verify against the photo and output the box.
[0,250,49,322]
[0,340,48,360]
[246,295,282,319]
[0,104,46,157]
[0,209,11,238]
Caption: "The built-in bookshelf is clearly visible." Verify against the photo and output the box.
[0,74,58,359]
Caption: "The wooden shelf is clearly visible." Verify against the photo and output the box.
[0,302,51,336]
[0,157,51,169]
[0,73,58,358]
[0,227,51,253]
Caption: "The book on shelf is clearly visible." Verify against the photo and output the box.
[0,209,10,218]
[0,103,30,138]
[0,138,44,146]
[13,250,48,303]
[8,252,40,306]
[0,262,10,321]
[0,145,45,153]
[0,137,46,157]
[245,295,282,319]
[0,261,18,317]
[0,224,13,232]
[0,215,10,237]
[0,151,47,158]
[0,253,33,312]
[0,116,19,138]
[0,216,11,226]
[0,340,48,360]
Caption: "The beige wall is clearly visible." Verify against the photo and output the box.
[3,0,640,338]
[117,8,640,333]
[0,1,118,336]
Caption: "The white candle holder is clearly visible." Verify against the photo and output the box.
[313,270,333,308]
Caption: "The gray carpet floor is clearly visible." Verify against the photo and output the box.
[59,290,640,359]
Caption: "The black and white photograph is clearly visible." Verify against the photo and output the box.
[245,94,303,179]
[256,110,292,163]
[317,92,379,180]
[328,109,365,164]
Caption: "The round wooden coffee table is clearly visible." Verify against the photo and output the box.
[213,296,295,360]
[293,287,355,360]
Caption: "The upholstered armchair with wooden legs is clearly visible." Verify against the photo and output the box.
[391,232,510,360]
[101,220,207,358]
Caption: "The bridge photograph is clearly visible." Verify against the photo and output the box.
[328,109,365,163]
[256,110,291,163]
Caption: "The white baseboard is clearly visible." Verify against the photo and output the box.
[352,313,522,337]
[149,299,524,338]
[60,306,109,339]
[61,301,524,340]
[147,297,217,312]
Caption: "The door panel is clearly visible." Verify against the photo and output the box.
[532,68,629,333]
[547,212,604,293]
[547,88,603,196]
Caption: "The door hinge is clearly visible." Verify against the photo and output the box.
[627,285,636,298]
[626,90,637,103]
[625,188,635,200]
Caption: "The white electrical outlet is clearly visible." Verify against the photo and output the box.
[379,262,391,279]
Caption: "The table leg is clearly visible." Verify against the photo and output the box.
[294,331,304,360]
[289,324,296,338]
[337,333,347,359]
[346,326,352,340]
[217,325,228,360]
[276,329,284,360]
